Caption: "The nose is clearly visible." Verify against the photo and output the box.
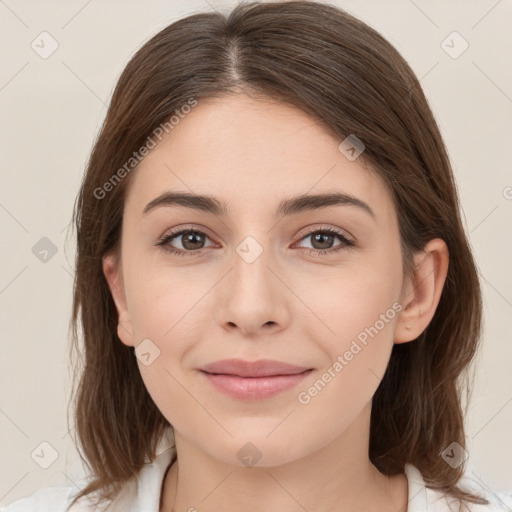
[214,239,290,337]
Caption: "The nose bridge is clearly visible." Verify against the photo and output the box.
[231,230,275,297]
[213,226,288,333]
[227,210,276,271]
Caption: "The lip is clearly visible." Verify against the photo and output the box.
[199,359,313,401]
[200,358,311,377]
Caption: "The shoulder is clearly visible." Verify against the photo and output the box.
[405,463,512,512]
[1,428,177,512]
[428,490,512,512]
[457,470,512,511]
[426,477,512,511]
[0,483,91,512]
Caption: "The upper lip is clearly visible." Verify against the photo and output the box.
[200,359,312,377]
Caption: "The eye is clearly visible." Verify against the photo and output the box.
[294,227,354,256]
[156,226,217,257]
[155,225,354,258]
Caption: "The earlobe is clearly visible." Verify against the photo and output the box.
[102,253,135,347]
[394,238,449,344]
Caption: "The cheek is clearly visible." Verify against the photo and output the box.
[294,279,399,431]
[123,266,210,413]
[304,260,401,342]
[296,256,402,391]
[123,254,207,342]
[128,271,206,427]
[137,360,206,434]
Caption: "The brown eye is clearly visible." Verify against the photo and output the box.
[310,232,336,250]
[295,227,353,256]
[178,231,207,250]
[157,228,216,256]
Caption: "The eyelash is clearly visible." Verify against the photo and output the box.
[155,225,354,258]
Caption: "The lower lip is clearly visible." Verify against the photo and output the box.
[200,369,313,400]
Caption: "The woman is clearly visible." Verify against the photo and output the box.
[3,1,511,511]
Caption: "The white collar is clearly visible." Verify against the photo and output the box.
[404,463,429,511]
[113,426,506,512]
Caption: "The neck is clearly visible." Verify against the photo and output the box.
[160,403,409,512]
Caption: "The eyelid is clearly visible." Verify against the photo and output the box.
[295,224,354,244]
[161,223,215,240]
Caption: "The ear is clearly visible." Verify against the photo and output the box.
[394,238,449,344]
[102,252,135,347]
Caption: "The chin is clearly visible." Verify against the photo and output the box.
[202,432,306,468]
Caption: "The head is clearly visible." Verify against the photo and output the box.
[67,1,485,509]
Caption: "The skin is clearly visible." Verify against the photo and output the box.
[103,94,449,512]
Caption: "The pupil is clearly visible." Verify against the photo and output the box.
[313,233,332,249]
[183,232,204,249]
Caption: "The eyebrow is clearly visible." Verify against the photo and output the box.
[142,191,375,220]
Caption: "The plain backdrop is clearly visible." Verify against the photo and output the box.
[1,0,511,506]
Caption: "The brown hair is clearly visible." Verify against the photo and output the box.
[66,0,486,509]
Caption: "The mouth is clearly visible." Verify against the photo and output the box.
[200,358,312,378]
[200,363,314,401]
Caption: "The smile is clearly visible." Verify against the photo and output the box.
[199,369,313,400]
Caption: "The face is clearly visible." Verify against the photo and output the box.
[103,94,413,467]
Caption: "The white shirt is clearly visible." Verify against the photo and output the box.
[2,427,511,511]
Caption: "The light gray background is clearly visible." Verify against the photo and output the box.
[1,0,511,506]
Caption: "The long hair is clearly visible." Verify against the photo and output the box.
[66,1,486,508]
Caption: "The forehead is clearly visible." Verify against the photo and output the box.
[124,94,393,220]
